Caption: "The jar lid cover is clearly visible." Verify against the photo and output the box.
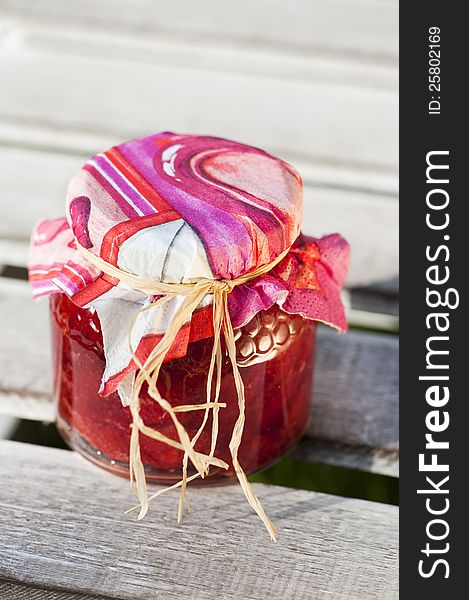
[66,131,304,284]
[29,132,350,398]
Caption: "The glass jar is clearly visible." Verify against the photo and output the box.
[51,294,316,483]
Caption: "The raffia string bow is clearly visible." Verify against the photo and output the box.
[77,245,292,541]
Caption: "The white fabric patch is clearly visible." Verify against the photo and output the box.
[118,220,213,283]
[84,219,215,403]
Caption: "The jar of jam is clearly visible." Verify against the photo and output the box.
[51,294,316,482]
[29,131,349,535]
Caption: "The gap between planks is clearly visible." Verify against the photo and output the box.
[0,33,398,171]
[0,121,399,194]
[0,19,398,91]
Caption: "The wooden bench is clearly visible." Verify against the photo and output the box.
[0,1,398,598]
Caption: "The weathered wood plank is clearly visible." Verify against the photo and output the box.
[0,121,399,194]
[303,187,398,291]
[0,414,17,439]
[345,308,399,333]
[311,327,398,450]
[0,440,399,600]
[0,580,107,600]
[0,37,397,172]
[2,21,397,91]
[0,389,52,422]
[349,287,399,317]
[293,439,399,477]
[0,144,398,290]
[0,278,398,451]
[0,0,399,62]
[0,279,52,398]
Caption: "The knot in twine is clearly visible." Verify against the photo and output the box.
[77,245,291,541]
[205,278,236,294]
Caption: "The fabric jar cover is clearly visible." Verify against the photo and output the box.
[29,131,350,538]
[29,131,350,404]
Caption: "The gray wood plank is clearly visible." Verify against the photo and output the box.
[0,580,108,600]
[2,20,397,91]
[0,121,398,194]
[311,327,398,450]
[293,439,399,477]
[0,440,399,600]
[349,287,399,317]
[0,278,398,452]
[0,0,399,62]
[345,308,398,333]
[0,30,397,173]
[0,414,16,439]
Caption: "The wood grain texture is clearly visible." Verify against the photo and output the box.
[0,440,399,600]
[0,120,399,194]
[0,0,399,62]
[0,144,398,290]
[0,389,53,422]
[293,439,399,477]
[349,287,399,317]
[0,29,398,173]
[0,580,107,600]
[0,278,398,451]
[0,414,17,439]
[3,21,397,91]
[0,279,52,397]
[311,327,398,450]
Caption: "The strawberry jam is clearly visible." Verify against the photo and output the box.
[51,294,316,482]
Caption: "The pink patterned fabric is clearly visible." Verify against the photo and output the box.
[29,132,350,400]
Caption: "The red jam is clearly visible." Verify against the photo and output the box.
[51,294,316,482]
